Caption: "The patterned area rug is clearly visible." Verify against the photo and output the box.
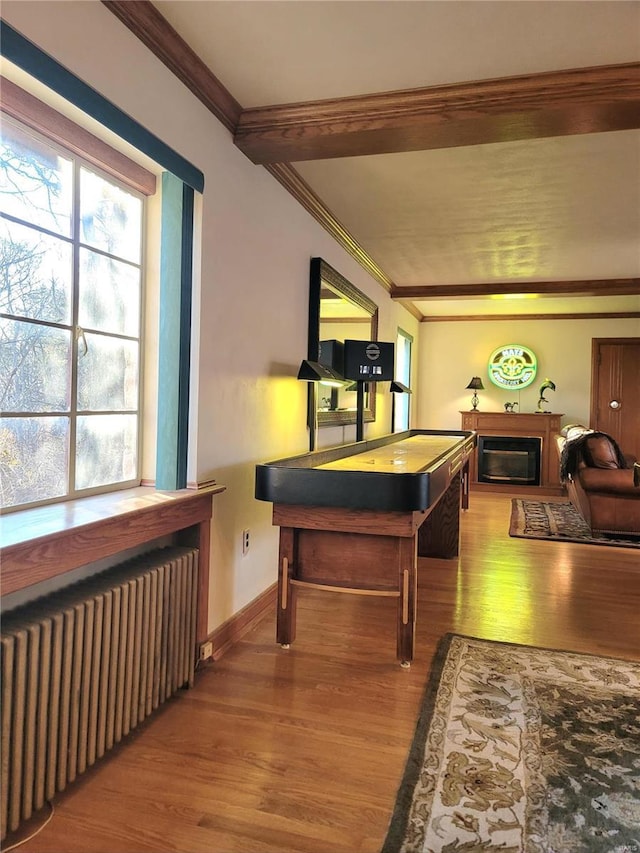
[382,635,640,853]
[509,499,640,549]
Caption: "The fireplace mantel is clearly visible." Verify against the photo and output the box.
[460,411,564,493]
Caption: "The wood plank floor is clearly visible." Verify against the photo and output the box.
[10,492,640,853]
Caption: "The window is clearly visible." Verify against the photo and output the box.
[394,328,413,432]
[0,27,204,500]
[0,117,144,510]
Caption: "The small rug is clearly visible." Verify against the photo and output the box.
[509,498,640,549]
[382,634,640,853]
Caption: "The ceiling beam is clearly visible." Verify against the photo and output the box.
[421,312,640,322]
[235,64,640,164]
[391,279,640,300]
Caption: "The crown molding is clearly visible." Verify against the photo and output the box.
[265,164,393,292]
[102,0,242,132]
[395,300,424,322]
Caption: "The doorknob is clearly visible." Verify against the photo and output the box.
[609,400,622,409]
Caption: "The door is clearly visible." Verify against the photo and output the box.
[590,338,640,461]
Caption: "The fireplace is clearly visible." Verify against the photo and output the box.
[461,412,563,492]
[477,435,542,486]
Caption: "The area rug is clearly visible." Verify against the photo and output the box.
[382,634,640,853]
[509,498,640,549]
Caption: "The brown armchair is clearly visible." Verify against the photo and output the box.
[556,427,640,538]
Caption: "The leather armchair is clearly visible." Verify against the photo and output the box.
[555,427,640,537]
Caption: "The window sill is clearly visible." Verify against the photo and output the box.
[1,484,225,597]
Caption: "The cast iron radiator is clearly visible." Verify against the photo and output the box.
[0,546,199,840]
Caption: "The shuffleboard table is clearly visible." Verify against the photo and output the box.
[255,429,476,666]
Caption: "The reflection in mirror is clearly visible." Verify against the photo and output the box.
[308,258,378,428]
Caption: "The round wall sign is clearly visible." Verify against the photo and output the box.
[488,344,538,390]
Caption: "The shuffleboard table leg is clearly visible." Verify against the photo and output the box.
[418,472,462,559]
[396,537,417,666]
[461,459,470,511]
[276,527,297,647]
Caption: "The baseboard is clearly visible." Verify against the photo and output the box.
[207,582,277,661]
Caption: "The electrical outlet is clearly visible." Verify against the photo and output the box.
[242,528,250,554]
[199,640,213,661]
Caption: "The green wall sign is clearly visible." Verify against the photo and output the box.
[488,344,538,390]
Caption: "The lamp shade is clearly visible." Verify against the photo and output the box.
[297,360,345,387]
[465,376,485,391]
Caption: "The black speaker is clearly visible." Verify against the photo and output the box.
[319,339,345,374]
[343,340,394,382]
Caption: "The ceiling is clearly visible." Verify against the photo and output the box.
[107,0,640,321]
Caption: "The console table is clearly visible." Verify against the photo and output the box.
[460,411,563,494]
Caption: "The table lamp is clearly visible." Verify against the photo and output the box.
[466,376,484,411]
[297,360,346,451]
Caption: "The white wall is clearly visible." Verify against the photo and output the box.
[2,1,418,632]
[417,317,640,431]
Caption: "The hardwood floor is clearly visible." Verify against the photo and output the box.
[10,492,640,853]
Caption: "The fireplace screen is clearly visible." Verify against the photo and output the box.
[477,435,542,485]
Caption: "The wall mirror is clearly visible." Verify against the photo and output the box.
[308,257,378,428]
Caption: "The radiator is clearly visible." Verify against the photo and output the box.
[1,546,199,840]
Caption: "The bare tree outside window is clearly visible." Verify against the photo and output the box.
[0,117,143,511]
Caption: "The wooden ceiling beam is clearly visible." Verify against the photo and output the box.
[235,64,640,164]
[391,279,640,300]
[421,311,640,322]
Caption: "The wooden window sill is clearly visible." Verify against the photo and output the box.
[1,485,225,598]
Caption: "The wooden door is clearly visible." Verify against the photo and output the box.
[590,338,640,461]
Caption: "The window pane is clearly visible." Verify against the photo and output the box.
[77,333,139,411]
[80,168,142,263]
[0,319,71,412]
[79,248,140,336]
[0,121,72,237]
[0,416,69,507]
[75,413,137,490]
[1,112,146,512]
[394,331,412,432]
[0,218,72,324]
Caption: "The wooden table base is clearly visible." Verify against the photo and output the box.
[275,471,463,665]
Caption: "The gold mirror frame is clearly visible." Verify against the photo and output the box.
[308,258,378,428]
